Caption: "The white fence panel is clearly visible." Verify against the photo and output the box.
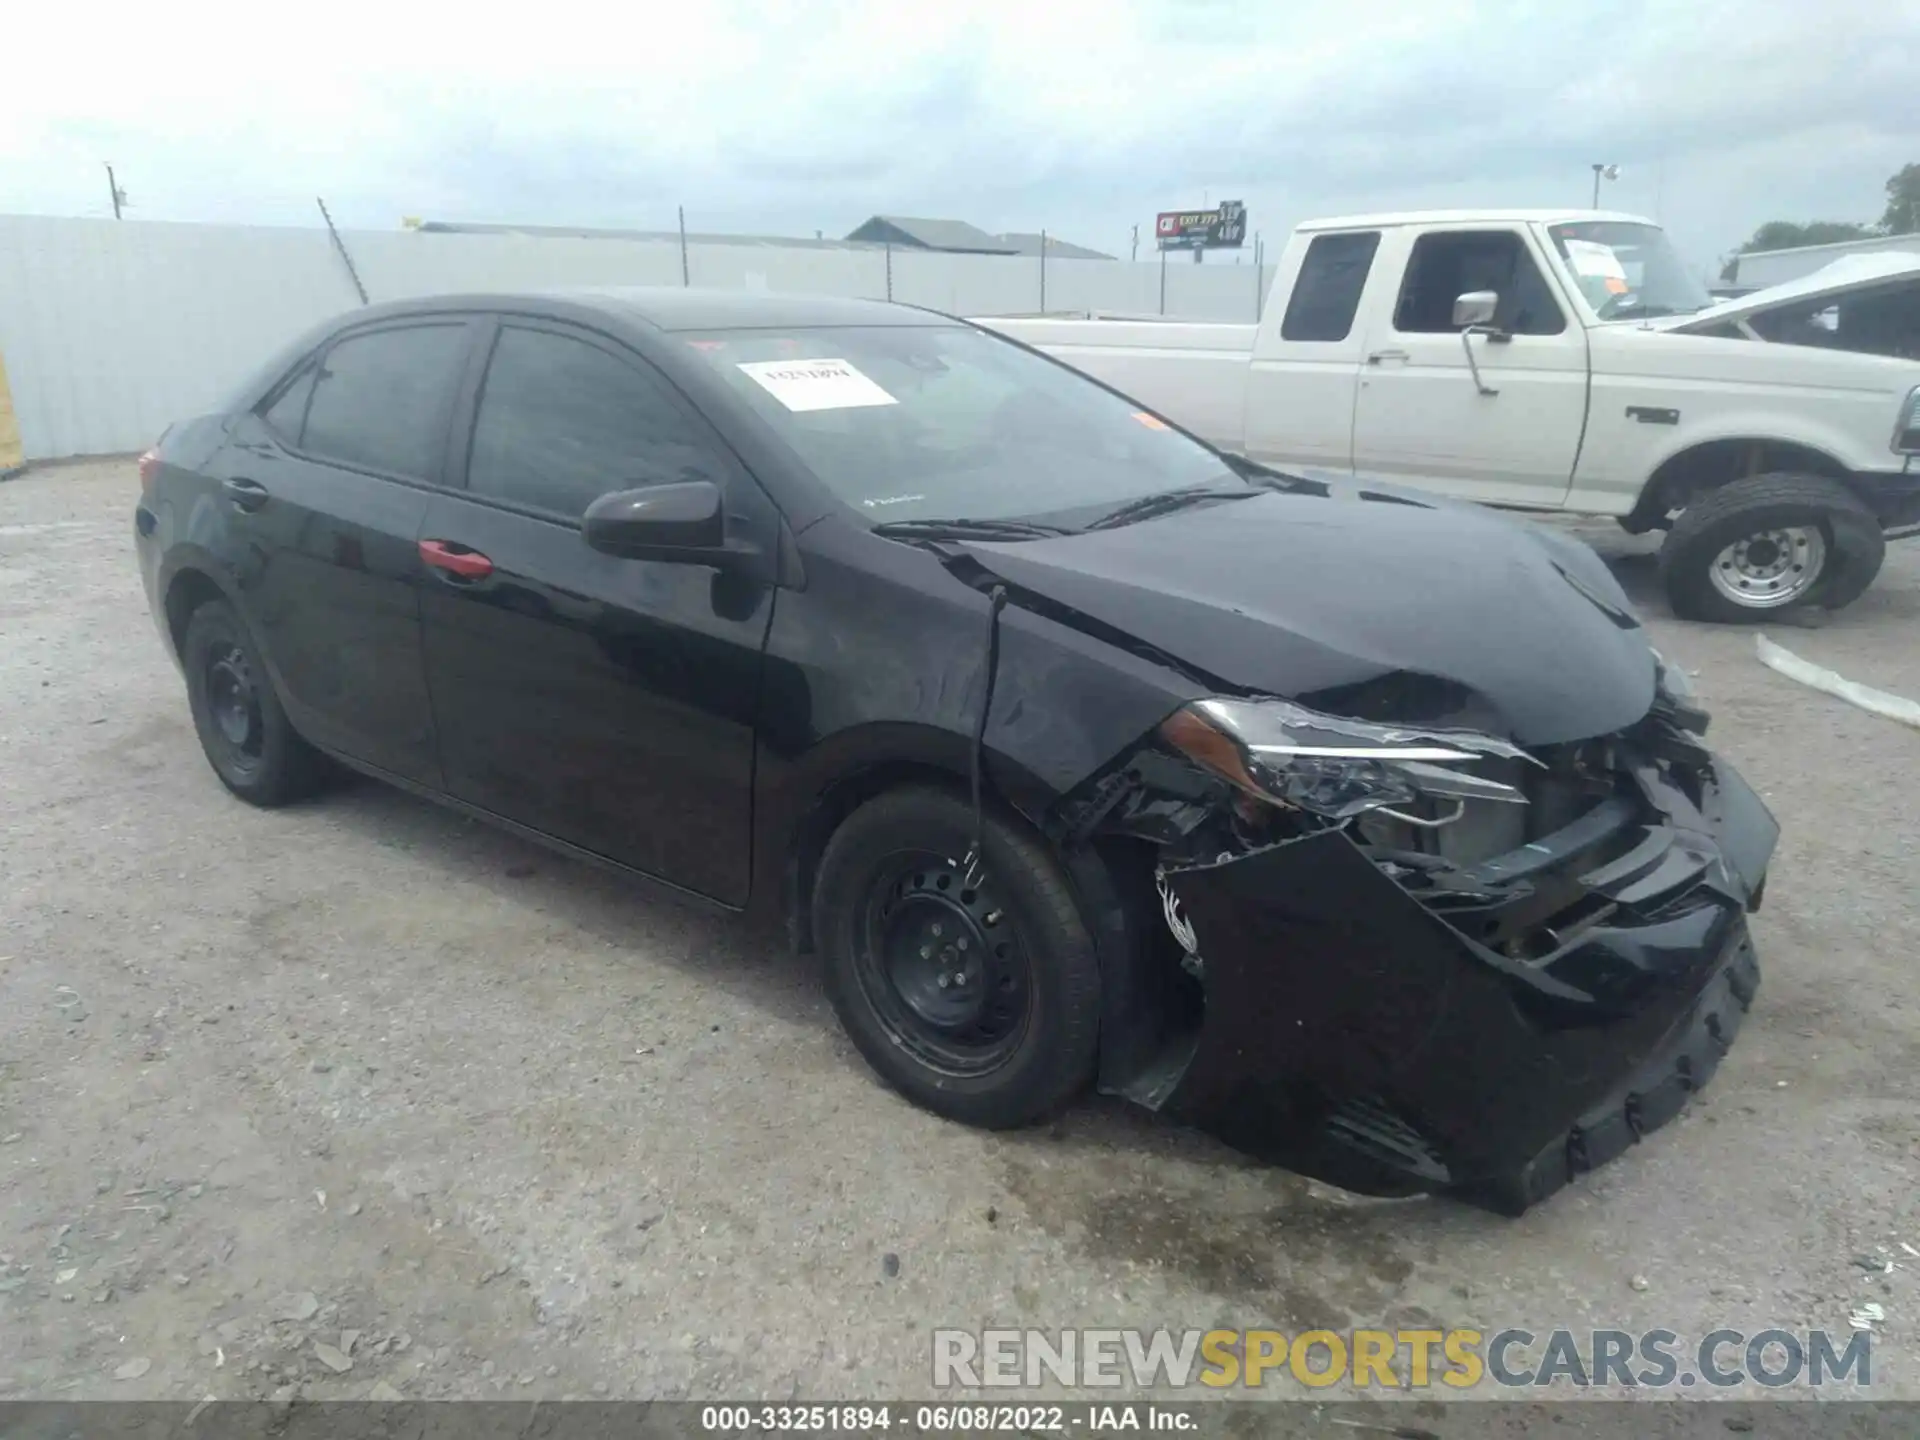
[353,232,686,299]
[889,251,1037,316]
[0,215,1284,461]
[1163,263,1274,323]
[0,216,353,458]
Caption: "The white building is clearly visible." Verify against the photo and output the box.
[1729,232,1920,289]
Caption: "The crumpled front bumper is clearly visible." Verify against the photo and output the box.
[1156,752,1777,1213]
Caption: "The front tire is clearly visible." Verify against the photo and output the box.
[813,786,1100,1130]
[182,599,331,806]
[1660,473,1884,623]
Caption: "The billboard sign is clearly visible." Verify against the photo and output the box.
[1155,200,1247,250]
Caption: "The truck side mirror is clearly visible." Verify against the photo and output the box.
[1452,290,1500,328]
[1451,291,1505,396]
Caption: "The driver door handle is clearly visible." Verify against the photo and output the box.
[1366,348,1409,365]
[419,539,495,581]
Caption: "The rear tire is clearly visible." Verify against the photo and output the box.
[1660,473,1884,623]
[182,599,331,806]
[813,786,1100,1130]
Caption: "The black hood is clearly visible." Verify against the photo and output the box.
[962,484,1656,746]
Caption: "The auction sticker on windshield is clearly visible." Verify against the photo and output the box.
[737,358,898,412]
[1564,238,1631,294]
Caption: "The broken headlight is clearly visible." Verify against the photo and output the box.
[1651,649,1694,703]
[1651,649,1710,734]
[1159,697,1533,822]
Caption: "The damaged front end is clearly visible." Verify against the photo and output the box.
[1055,671,1777,1214]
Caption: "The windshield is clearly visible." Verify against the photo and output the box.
[1548,222,1712,321]
[680,324,1244,525]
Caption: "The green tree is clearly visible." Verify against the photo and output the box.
[1717,163,1920,281]
[1882,163,1920,234]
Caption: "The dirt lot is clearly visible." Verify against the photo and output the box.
[3,457,1918,1409]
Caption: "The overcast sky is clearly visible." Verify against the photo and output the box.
[4,0,1915,274]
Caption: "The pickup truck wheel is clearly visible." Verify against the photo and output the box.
[1660,473,1885,623]
[812,786,1100,1130]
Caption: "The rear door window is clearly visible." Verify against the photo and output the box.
[466,325,722,519]
[1280,231,1382,341]
[300,324,470,482]
[1393,231,1566,336]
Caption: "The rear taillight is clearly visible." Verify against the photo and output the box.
[137,448,160,493]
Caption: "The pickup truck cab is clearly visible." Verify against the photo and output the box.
[981,210,1920,622]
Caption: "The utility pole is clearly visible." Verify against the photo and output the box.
[1590,162,1619,209]
[104,163,125,219]
[1038,229,1047,312]
[1130,224,1139,263]
[678,205,690,286]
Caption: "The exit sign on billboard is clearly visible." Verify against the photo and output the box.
[1155,200,1247,250]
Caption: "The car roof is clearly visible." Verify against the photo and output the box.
[343,287,955,333]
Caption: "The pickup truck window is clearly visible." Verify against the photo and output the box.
[1281,231,1381,342]
[1547,221,1710,321]
[682,324,1242,525]
[1392,231,1566,337]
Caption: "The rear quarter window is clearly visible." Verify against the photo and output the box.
[1280,232,1382,342]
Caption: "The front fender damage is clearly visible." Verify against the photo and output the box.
[1052,702,1778,1213]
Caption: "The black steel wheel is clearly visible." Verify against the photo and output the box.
[854,852,1032,1076]
[202,641,267,778]
[814,786,1100,1129]
[181,598,331,806]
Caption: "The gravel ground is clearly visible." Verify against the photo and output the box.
[2,457,1918,1413]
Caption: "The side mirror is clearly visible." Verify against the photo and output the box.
[584,479,727,561]
[1452,290,1500,328]
[1450,291,1504,396]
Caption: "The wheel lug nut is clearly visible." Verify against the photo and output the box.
[957,938,968,951]
[931,922,943,937]
[937,975,950,989]
[920,945,932,960]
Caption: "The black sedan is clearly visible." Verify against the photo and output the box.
[134,288,1777,1212]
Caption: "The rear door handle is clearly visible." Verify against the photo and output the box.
[1366,348,1410,365]
[418,539,494,581]
[222,477,271,512]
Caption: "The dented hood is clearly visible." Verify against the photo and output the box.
[962,485,1656,746]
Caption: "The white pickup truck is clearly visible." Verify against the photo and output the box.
[980,210,1920,622]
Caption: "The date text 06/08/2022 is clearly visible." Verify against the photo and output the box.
[699,1403,1199,1433]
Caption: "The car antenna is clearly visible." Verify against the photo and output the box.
[964,585,1009,888]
